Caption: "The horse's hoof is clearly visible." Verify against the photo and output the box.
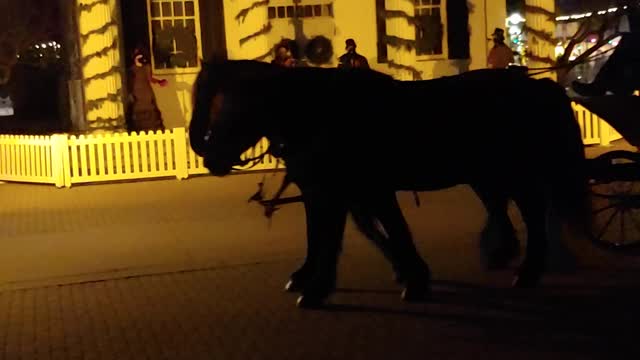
[511,273,541,288]
[401,284,431,302]
[284,279,304,292]
[296,295,326,309]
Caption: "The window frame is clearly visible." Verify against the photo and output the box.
[146,0,204,75]
[414,0,448,61]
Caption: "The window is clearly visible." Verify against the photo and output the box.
[147,0,203,73]
[414,0,447,57]
[267,3,333,19]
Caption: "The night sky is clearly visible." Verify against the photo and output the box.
[507,0,627,13]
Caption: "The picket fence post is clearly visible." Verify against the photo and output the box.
[50,134,70,188]
[173,127,189,180]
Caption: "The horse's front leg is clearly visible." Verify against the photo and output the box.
[293,191,348,308]
[284,195,320,292]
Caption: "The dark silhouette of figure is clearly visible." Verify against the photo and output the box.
[338,39,370,69]
[190,59,589,308]
[271,39,297,68]
[126,47,167,132]
[487,28,514,69]
[572,3,640,96]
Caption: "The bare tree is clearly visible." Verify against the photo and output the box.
[555,7,627,84]
[0,0,61,84]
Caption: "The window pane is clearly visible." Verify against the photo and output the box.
[151,2,161,17]
[172,19,197,67]
[163,19,173,29]
[268,7,276,19]
[314,5,322,16]
[278,6,286,18]
[173,2,184,16]
[185,1,195,16]
[432,0,441,5]
[152,20,162,32]
[286,6,294,17]
[304,5,313,17]
[162,2,172,16]
[415,13,442,55]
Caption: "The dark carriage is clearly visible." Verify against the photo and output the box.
[577,96,640,252]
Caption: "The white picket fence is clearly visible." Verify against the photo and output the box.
[0,128,280,188]
[572,102,622,146]
[0,103,629,188]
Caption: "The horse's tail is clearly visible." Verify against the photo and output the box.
[542,79,591,237]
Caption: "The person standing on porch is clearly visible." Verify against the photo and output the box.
[126,47,168,132]
[338,39,370,70]
[487,28,514,69]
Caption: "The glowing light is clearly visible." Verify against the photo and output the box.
[556,6,629,21]
[507,13,525,25]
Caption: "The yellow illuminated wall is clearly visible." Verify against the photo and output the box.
[525,0,556,80]
[76,0,125,132]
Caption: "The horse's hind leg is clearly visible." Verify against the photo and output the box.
[472,184,520,270]
[349,208,404,283]
[511,188,548,288]
[352,192,431,302]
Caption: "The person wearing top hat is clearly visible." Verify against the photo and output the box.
[338,38,370,70]
[487,28,514,69]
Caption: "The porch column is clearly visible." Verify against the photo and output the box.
[385,0,417,80]
[524,0,557,80]
[76,0,125,132]
[234,0,271,61]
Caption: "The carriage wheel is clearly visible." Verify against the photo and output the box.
[589,151,640,252]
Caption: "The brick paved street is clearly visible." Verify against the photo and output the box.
[1,167,639,359]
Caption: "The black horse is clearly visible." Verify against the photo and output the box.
[189,59,590,308]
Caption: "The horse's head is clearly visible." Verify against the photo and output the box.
[190,59,277,176]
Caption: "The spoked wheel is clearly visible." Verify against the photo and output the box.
[589,150,640,252]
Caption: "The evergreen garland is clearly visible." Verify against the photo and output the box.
[380,9,421,27]
[78,0,108,14]
[88,116,125,130]
[85,93,122,112]
[388,60,422,80]
[80,39,119,67]
[384,35,416,51]
[239,23,273,46]
[79,20,118,42]
[522,24,556,46]
[83,65,121,85]
[236,0,270,23]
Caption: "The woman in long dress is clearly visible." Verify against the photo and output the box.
[127,48,168,132]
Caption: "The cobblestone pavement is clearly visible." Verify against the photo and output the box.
[0,259,638,360]
[1,159,639,359]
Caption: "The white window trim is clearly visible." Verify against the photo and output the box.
[415,0,448,61]
[146,0,204,75]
